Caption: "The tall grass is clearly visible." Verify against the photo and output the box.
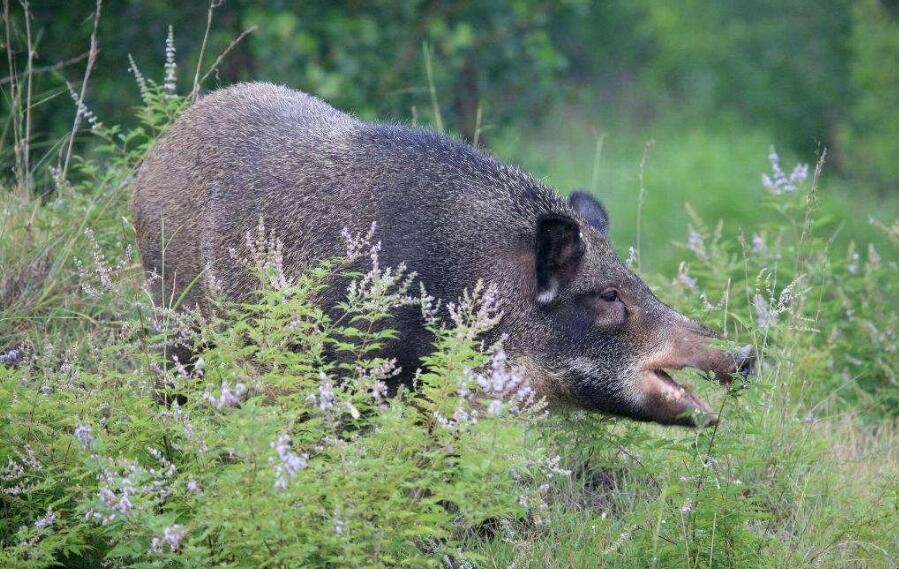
[1,9,897,568]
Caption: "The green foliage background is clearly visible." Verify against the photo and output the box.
[6,0,898,192]
[1,2,898,567]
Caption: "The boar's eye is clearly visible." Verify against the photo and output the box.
[584,288,626,327]
[598,288,620,303]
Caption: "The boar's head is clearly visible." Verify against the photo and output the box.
[514,191,754,427]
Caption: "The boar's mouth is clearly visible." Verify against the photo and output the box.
[640,344,754,427]
[641,367,718,427]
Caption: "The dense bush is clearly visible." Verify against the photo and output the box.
[839,0,899,191]
[5,1,899,188]
[1,24,897,569]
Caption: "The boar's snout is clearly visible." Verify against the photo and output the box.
[637,323,756,427]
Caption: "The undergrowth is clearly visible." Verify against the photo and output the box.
[1,22,897,569]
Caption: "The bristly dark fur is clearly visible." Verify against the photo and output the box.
[132,83,752,427]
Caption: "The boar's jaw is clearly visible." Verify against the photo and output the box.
[639,369,718,427]
[636,334,755,427]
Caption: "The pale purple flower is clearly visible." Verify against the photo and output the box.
[234,219,292,289]
[163,26,177,95]
[269,435,308,490]
[344,234,418,313]
[752,294,774,330]
[334,516,347,535]
[847,251,860,274]
[762,146,807,195]
[546,454,572,477]
[625,246,639,268]
[150,524,186,554]
[75,424,96,450]
[419,282,442,325]
[751,233,768,256]
[467,348,534,414]
[341,222,378,261]
[67,84,102,132]
[193,357,205,377]
[1,445,41,496]
[675,263,698,291]
[0,349,19,365]
[90,454,176,526]
[34,508,56,529]
[202,381,247,409]
[686,225,707,260]
[316,373,336,412]
[128,54,150,104]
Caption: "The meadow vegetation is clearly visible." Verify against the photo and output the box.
[1,6,897,568]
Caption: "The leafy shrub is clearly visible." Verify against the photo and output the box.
[1,28,897,569]
[839,0,899,192]
[0,214,564,566]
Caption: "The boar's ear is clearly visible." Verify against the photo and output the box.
[569,190,609,235]
[535,214,584,305]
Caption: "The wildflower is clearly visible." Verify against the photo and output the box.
[341,222,378,261]
[686,225,707,260]
[752,294,775,330]
[91,455,177,526]
[345,401,361,419]
[0,349,19,366]
[269,435,309,490]
[76,228,114,298]
[761,146,807,195]
[625,246,639,268]
[751,233,768,256]
[602,530,632,555]
[316,373,336,412]
[466,347,535,415]
[67,83,102,132]
[48,165,68,192]
[127,54,150,104]
[150,524,186,554]
[546,454,572,478]
[34,508,56,529]
[847,251,860,274]
[675,263,698,291]
[344,230,419,313]
[186,479,201,494]
[97,479,134,523]
[452,406,474,425]
[163,26,177,95]
[74,424,96,450]
[202,381,248,409]
[334,516,347,535]
[446,281,502,341]
[680,499,693,514]
[1,445,42,496]
[171,355,188,378]
[236,219,291,290]
[370,378,390,403]
[419,281,442,325]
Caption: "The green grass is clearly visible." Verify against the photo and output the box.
[494,108,899,275]
[1,80,897,567]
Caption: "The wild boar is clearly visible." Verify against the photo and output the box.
[132,83,753,426]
